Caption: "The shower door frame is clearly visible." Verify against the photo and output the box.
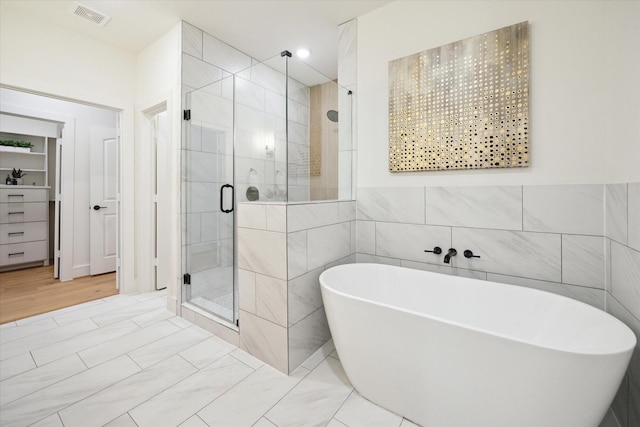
[181,81,238,326]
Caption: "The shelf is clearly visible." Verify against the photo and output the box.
[0,168,46,173]
[0,151,46,156]
[0,185,51,189]
[0,130,48,190]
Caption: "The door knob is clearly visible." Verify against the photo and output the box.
[93,205,107,211]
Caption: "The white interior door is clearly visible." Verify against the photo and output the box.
[90,127,117,275]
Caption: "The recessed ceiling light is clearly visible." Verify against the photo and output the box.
[296,48,311,59]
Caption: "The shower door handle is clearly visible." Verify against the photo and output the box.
[220,184,234,214]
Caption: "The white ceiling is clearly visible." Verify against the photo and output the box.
[0,0,393,79]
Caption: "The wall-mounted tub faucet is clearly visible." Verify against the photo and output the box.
[463,250,481,259]
[424,247,442,255]
[443,248,457,264]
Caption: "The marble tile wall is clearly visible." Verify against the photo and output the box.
[237,201,356,374]
[235,61,311,204]
[181,22,245,288]
[356,182,640,426]
[357,184,613,309]
[182,18,312,214]
[180,20,312,323]
[605,183,640,427]
[338,19,357,200]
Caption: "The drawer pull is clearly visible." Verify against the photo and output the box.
[8,194,25,198]
[8,232,25,236]
[8,211,25,215]
[8,252,25,257]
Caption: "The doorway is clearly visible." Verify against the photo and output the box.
[0,87,120,321]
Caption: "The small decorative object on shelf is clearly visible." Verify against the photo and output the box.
[5,174,12,185]
[11,168,26,185]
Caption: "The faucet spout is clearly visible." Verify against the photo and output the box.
[443,248,457,264]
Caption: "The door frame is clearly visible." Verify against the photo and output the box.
[138,91,176,295]
[142,102,166,291]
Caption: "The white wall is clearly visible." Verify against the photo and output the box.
[604,2,640,183]
[1,7,137,292]
[356,1,640,187]
[135,23,182,303]
[0,8,136,110]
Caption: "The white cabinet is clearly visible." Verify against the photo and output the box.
[0,187,49,269]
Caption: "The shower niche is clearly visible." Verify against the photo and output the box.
[181,49,353,326]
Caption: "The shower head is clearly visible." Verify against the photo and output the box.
[326,110,338,122]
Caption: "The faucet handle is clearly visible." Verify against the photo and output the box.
[424,246,442,254]
[463,250,481,259]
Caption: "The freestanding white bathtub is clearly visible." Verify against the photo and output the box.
[320,263,636,427]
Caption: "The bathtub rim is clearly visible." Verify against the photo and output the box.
[320,263,637,357]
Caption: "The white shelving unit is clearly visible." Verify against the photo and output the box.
[0,132,48,186]
[0,114,56,270]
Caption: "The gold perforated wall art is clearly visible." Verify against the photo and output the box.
[389,22,529,172]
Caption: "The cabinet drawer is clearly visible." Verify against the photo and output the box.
[0,222,47,244]
[0,241,47,266]
[0,202,47,223]
[0,189,47,203]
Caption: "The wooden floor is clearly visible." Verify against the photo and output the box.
[0,265,117,324]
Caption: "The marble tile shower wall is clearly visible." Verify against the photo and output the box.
[338,19,357,200]
[605,183,640,427]
[237,201,356,374]
[181,21,310,281]
[182,21,238,277]
[235,62,311,203]
[356,183,640,426]
[182,20,311,207]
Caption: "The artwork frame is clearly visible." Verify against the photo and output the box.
[388,22,530,172]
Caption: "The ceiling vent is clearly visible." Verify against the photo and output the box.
[71,2,111,27]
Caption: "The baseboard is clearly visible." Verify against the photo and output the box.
[167,296,178,314]
[72,264,90,278]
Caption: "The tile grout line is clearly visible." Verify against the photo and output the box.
[129,354,253,427]
[329,388,356,426]
[13,353,142,425]
[521,185,524,232]
[255,348,336,426]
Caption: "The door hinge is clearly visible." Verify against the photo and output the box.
[183,110,191,121]
[183,273,191,285]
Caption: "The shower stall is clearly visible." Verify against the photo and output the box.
[181,51,353,325]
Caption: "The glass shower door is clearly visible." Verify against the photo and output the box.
[183,76,236,324]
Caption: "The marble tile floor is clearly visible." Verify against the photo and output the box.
[0,290,416,427]
[0,290,623,427]
[191,266,233,301]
